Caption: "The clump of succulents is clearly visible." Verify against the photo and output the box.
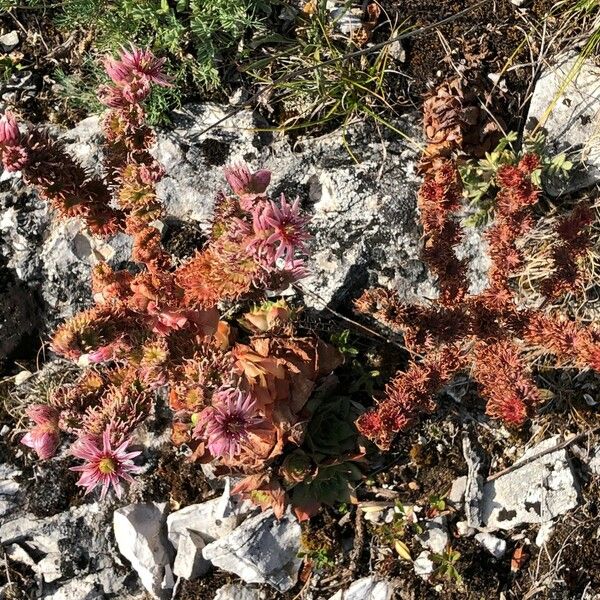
[354,79,599,450]
[5,46,365,517]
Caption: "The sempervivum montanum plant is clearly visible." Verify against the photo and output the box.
[354,80,599,449]
[4,47,352,514]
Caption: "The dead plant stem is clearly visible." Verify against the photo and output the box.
[486,425,600,482]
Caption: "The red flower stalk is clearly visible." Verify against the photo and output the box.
[542,204,594,299]
[417,158,468,307]
[356,346,465,449]
[104,45,171,104]
[473,340,540,426]
[354,79,598,449]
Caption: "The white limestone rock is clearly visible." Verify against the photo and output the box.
[167,480,249,550]
[173,530,210,581]
[41,572,134,600]
[327,576,394,600]
[480,436,579,531]
[5,544,35,567]
[526,52,600,194]
[0,31,19,52]
[202,509,301,592]
[416,516,449,555]
[413,551,435,581]
[475,532,507,559]
[37,553,62,583]
[448,476,467,507]
[213,583,262,600]
[113,502,174,599]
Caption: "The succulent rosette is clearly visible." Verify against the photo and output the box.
[305,396,363,457]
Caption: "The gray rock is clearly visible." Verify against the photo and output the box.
[202,509,301,592]
[41,572,135,600]
[0,30,19,52]
[5,543,35,567]
[0,465,21,495]
[463,435,485,528]
[474,532,507,558]
[455,521,476,537]
[413,551,435,581]
[213,583,262,600]
[113,502,174,599]
[330,7,363,37]
[480,436,579,530]
[37,553,62,583]
[587,446,600,475]
[1,103,426,335]
[327,576,395,600]
[0,188,90,331]
[416,516,448,555]
[173,530,210,581]
[448,476,467,507]
[535,521,555,547]
[0,501,140,598]
[167,480,249,549]
[526,52,600,194]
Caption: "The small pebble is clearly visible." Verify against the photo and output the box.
[0,31,19,53]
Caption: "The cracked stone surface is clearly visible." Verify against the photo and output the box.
[202,508,302,592]
[166,479,249,550]
[463,435,485,528]
[113,502,174,599]
[526,52,600,195]
[480,436,579,530]
[0,501,141,599]
[0,104,427,345]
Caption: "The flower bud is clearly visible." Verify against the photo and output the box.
[224,163,271,202]
[21,404,61,460]
[280,450,312,485]
[0,111,20,146]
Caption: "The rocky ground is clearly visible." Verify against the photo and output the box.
[3,2,600,599]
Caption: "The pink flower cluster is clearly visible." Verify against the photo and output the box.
[226,164,311,275]
[194,388,265,458]
[0,111,28,172]
[248,195,311,268]
[101,45,171,106]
